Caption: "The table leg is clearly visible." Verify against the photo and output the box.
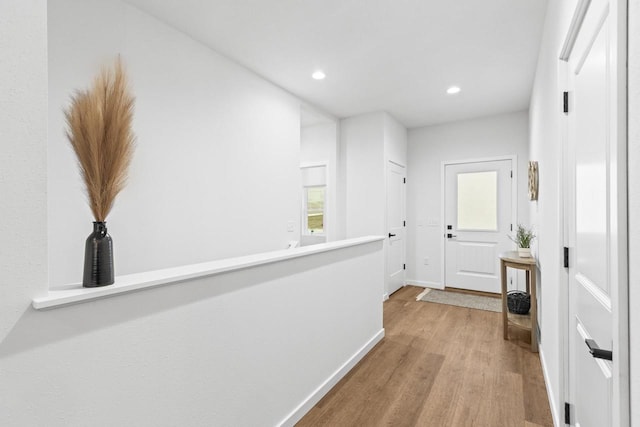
[501,260,508,340]
[530,266,538,352]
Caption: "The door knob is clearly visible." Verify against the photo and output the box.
[388,233,396,238]
[447,233,457,239]
[585,339,613,361]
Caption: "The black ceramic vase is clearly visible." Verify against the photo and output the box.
[83,221,114,287]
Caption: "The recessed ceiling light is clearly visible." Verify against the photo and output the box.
[312,70,326,80]
[447,86,461,94]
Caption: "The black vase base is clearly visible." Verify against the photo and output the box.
[82,280,115,288]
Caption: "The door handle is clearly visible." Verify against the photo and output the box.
[585,339,613,361]
[388,233,396,238]
[447,233,457,239]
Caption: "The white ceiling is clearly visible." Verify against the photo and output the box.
[124,0,548,129]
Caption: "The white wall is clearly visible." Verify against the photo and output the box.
[301,121,338,243]
[1,241,385,426]
[341,112,407,239]
[341,112,386,239]
[340,112,407,296]
[629,0,640,423]
[406,111,530,287]
[48,0,301,286]
[384,113,408,168]
[0,0,48,338]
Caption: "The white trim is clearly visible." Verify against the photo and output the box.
[611,2,630,424]
[405,279,443,289]
[440,154,518,166]
[300,162,328,169]
[440,155,518,290]
[559,0,592,61]
[627,2,639,425]
[277,328,385,427]
[388,159,406,168]
[576,273,613,312]
[539,344,562,427]
[558,55,571,427]
[382,293,390,301]
[33,236,384,310]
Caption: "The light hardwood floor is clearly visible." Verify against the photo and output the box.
[297,286,553,427]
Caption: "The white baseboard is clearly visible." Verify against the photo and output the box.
[405,279,443,289]
[539,344,561,427]
[383,292,390,301]
[278,328,385,426]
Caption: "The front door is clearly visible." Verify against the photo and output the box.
[564,0,628,425]
[386,162,406,296]
[444,159,513,293]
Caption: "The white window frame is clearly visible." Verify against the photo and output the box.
[301,163,328,237]
[303,185,326,236]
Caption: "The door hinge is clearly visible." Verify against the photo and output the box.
[403,177,406,184]
[403,220,406,227]
[510,170,513,178]
[564,247,569,268]
[563,91,569,114]
[510,224,513,231]
[564,402,571,425]
[403,264,406,270]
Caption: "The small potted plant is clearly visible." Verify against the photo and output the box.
[510,224,535,258]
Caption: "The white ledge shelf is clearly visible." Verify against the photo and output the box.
[32,235,384,310]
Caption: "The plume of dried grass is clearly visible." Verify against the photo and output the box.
[65,58,136,222]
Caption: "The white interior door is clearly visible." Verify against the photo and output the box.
[386,162,405,296]
[565,0,628,425]
[444,159,513,293]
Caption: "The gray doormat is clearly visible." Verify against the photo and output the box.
[416,288,501,313]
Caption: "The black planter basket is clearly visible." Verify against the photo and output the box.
[507,290,531,315]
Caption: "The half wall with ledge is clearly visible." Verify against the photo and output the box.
[7,236,385,426]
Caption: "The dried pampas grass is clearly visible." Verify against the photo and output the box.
[65,58,136,222]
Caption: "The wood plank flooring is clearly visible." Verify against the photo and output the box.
[297,286,553,427]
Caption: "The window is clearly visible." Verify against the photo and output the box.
[301,165,327,235]
[305,186,325,234]
[457,171,498,230]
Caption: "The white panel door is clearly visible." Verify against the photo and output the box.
[444,159,513,293]
[386,162,405,296]
[565,0,628,425]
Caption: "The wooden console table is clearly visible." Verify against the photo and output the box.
[499,251,538,352]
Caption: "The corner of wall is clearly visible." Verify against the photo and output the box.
[0,0,49,338]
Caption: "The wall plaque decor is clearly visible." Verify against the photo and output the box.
[528,161,539,201]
